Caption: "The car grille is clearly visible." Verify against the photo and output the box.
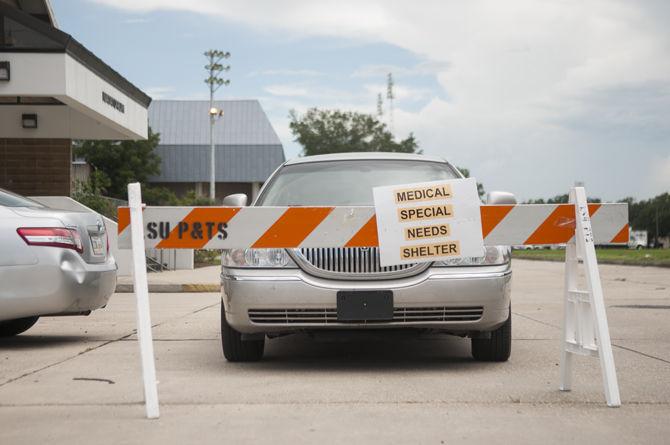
[248,306,484,325]
[293,247,427,279]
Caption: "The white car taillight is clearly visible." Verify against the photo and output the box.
[17,227,84,253]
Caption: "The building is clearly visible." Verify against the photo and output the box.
[147,100,285,201]
[0,0,150,276]
[0,0,151,196]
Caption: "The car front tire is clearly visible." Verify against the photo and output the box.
[471,307,511,362]
[220,303,264,362]
[0,316,39,337]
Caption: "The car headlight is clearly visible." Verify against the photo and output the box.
[434,246,510,266]
[222,248,297,268]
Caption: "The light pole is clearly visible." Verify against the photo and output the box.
[204,49,230,201]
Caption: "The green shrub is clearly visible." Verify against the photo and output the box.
[177,191,217,206]
[72,171,115,219]
[142,186,180,206]
[194,249,221,267]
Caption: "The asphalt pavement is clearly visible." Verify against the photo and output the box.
[1,259,669,444]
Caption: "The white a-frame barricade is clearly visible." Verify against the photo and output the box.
[120,182,628,418]
[560,187,620,407]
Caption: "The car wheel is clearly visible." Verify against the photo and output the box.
[0,316,39,337]
[471,307,511,362]
[220,303,264,362]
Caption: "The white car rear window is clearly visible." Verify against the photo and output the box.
[0,189,45,207]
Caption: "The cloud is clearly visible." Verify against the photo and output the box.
[264,83,380,108]
[649,153,670,193]
[122,17,151,24]
[91,0,395,38]
[144,86,175,99]
[264,84,310,97]
[363,83,432,102]
[95,0,670,199]
[248,69,323,77]
[352,61,450,78]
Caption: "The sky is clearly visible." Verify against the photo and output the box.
[51,0,670,201]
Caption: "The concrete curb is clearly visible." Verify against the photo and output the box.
[115,283,219,293]
[513,256,670,268]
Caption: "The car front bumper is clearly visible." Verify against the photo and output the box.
[222,264,511,334]
[0,249,117,321]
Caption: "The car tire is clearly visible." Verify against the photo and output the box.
[471,307,511,362]
[0,316,39,337]
[220,303,264,362]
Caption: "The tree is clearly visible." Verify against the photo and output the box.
[622,193,670,242]
[455,166,485,199]
[74,128,162,199]
[289,108,419,156]
[71,170,115,219]
[524,194,601,204]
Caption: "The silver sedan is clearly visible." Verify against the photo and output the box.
[220,153,513,363]
[0,189,117,336]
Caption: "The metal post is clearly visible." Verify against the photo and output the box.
[204,49,230,202]
[128,182,160,419]
[209,87,215,201]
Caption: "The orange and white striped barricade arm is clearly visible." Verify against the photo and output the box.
[117,203,628,249]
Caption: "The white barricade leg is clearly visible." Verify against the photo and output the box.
[559,240,577,391]
[128,183,160,419]
[559,187,621,407]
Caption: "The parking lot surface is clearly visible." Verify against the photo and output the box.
[1,259,669,444]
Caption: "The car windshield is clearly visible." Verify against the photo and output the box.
[0,189,45,208]
[257,159,458,206]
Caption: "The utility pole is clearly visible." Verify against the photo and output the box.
[656,207,659,246]
[376,92,383,118]
[204,49,230,201]
[386,72,395,136]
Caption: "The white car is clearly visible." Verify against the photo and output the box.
[220,153,514,362]
[0,189,117,336]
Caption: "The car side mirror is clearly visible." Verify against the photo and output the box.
[487,191,517,205]
[222,193,248,207]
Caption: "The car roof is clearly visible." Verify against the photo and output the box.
[284,152,448,165]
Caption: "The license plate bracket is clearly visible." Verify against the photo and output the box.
[337,290,394,321]
[90,234,104,256]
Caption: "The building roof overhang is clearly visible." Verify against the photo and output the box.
[0,3,151,140]
[1,0,58,28]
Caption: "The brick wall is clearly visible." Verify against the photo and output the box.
[0,138,72,196]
